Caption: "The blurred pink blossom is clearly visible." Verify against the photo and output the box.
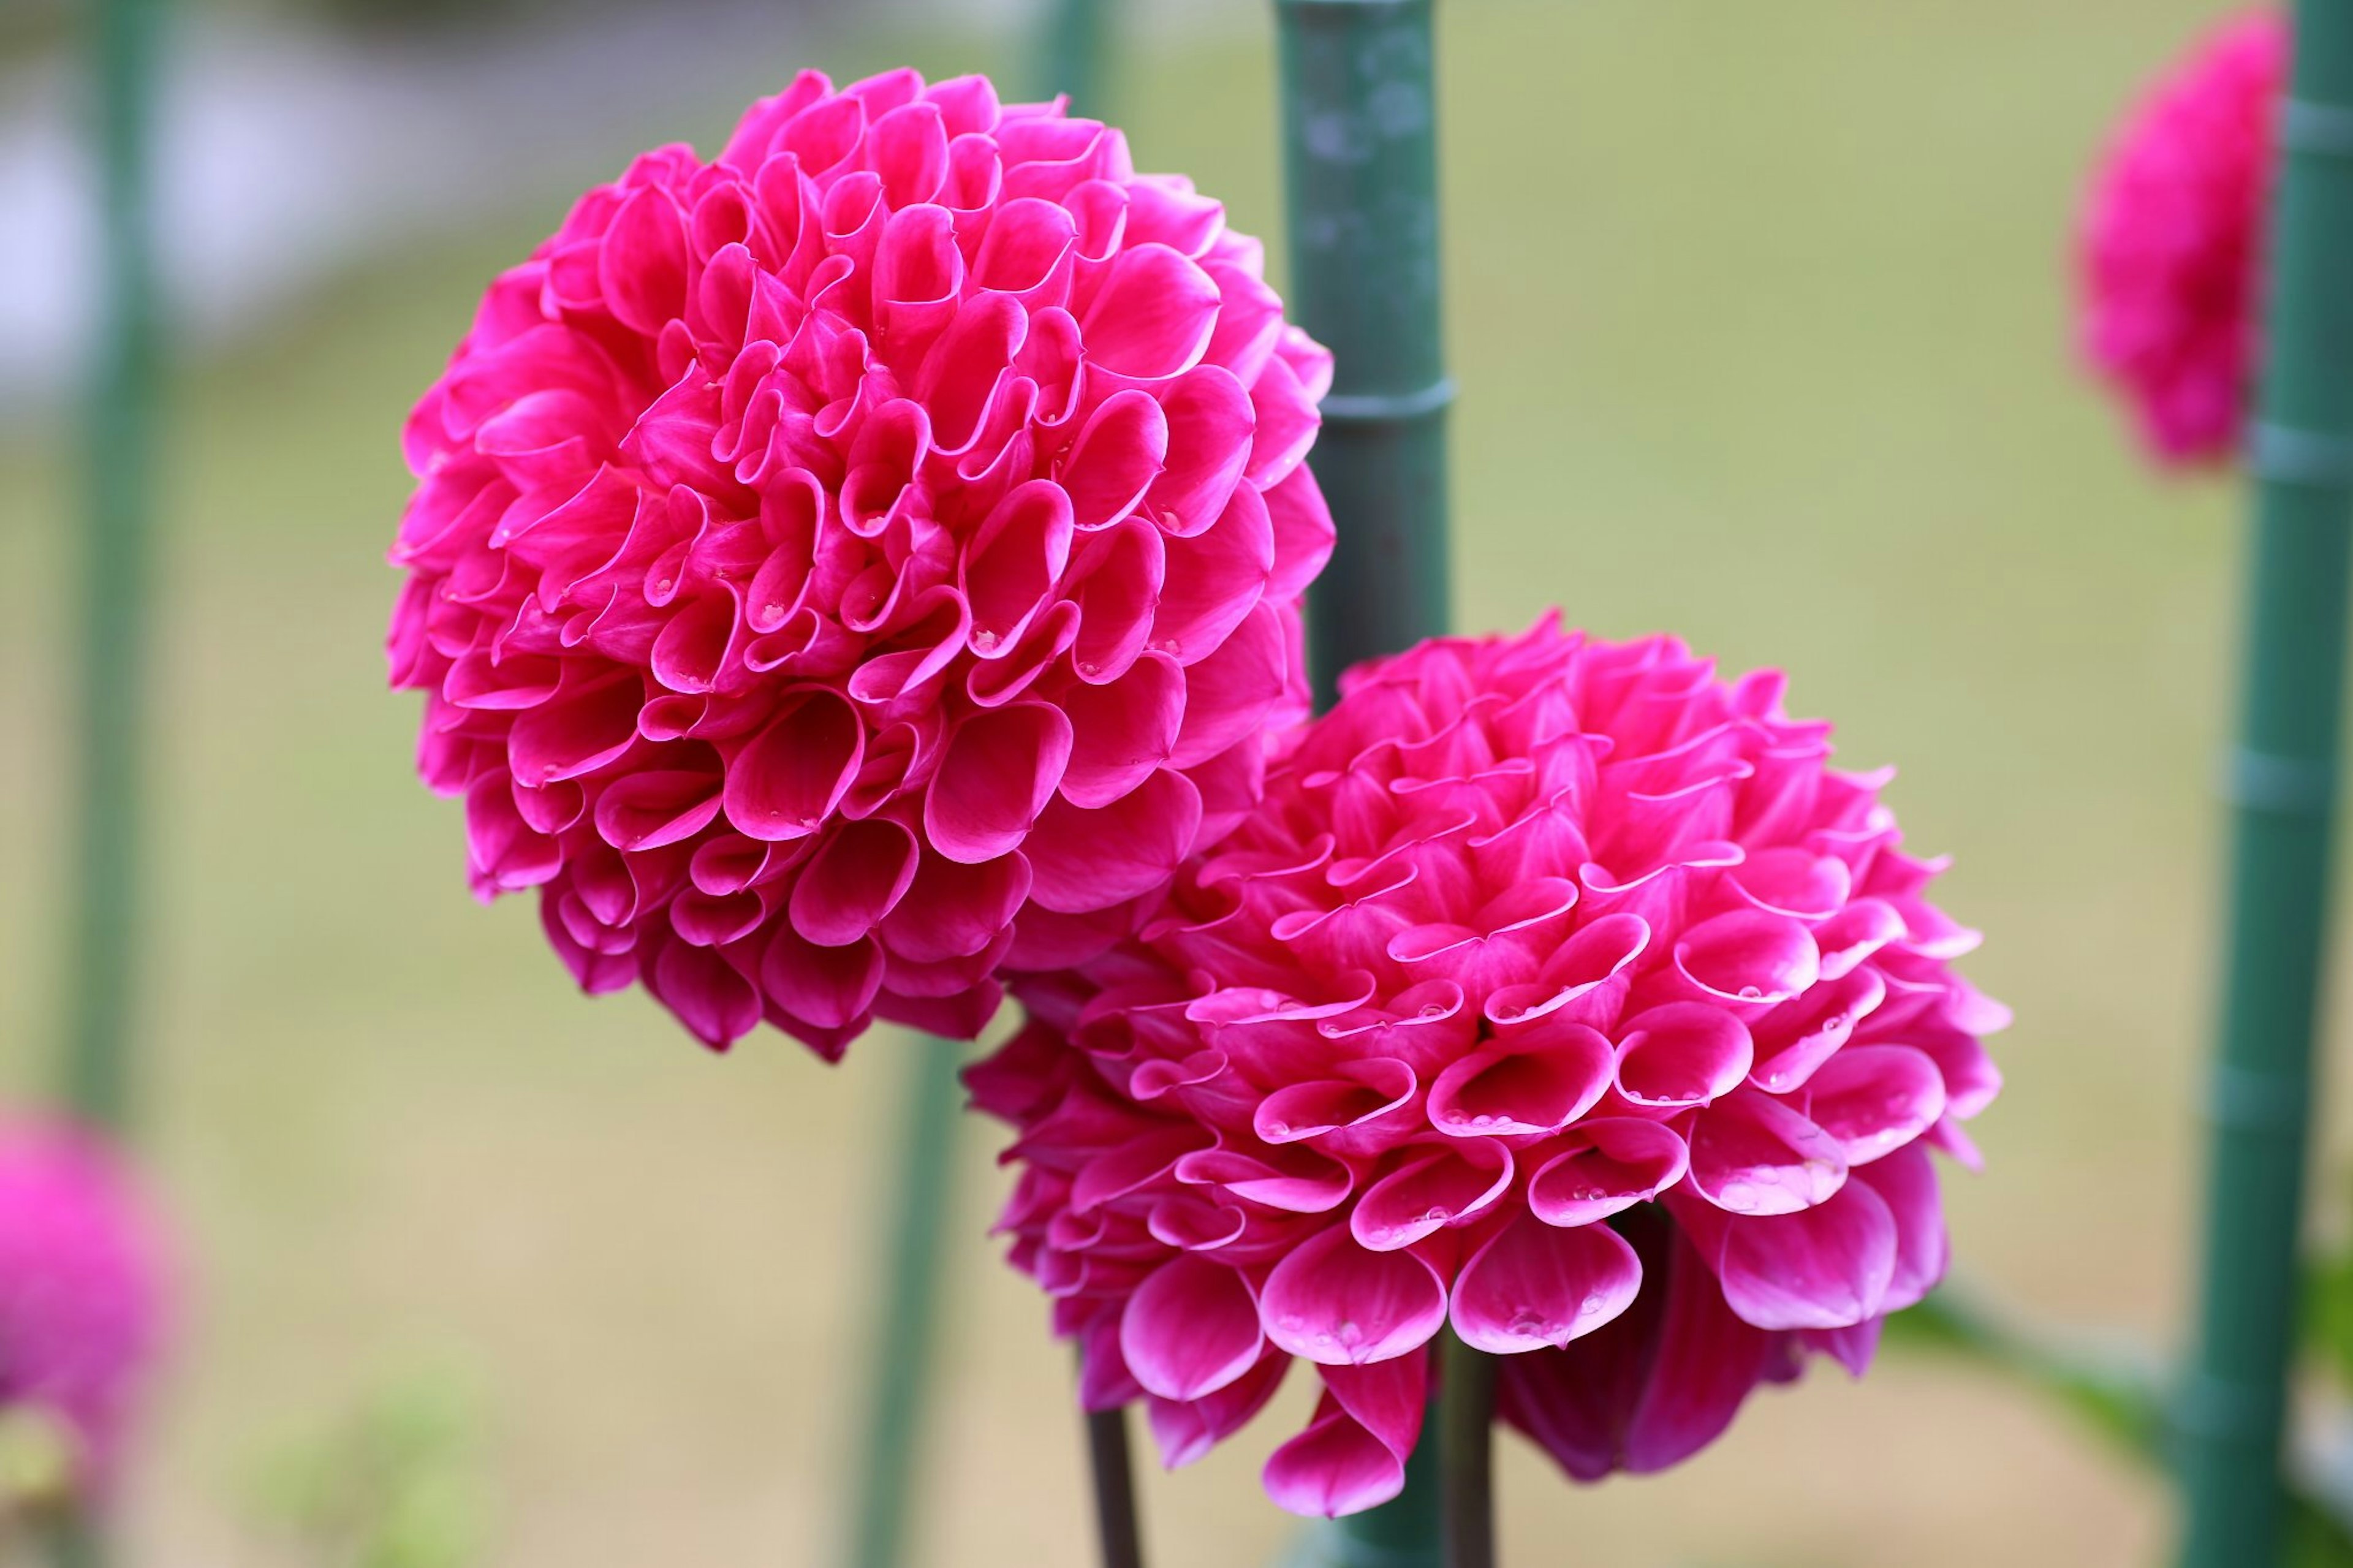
[0,1121,167,1499]
[2078,11,2285,464]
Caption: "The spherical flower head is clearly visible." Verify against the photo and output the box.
[2078,10,2285,466]
[0,1122,167,1504]
[973,616,2004,1514]
[387,68,1336,1058]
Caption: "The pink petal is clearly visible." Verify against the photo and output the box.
[1169,599,1290,767]
[1023,768,1202,914]
[1673,909,1822,1010]
[1060,389,1169,531]
[924,702,1074,862]
[1253,1058,1415,1145]
[1804,1043,1946,1164]
[1613,1002,1754,1108]
[508,670,642,786]
[1066,518,1166,686]
[1748,964,1885,1094]
[758,923,884,1031]
[963,479,1075,652]
[599,183,689,336]
[1426,1025,1613,1137]
[1260,1225,1448,1365]
[868,101,949,208]
[1618,1227,1778,1471]
[1080,242,1220,380]
[1688,1178,1900,1330]
[1851,1142,1947,1311]
[1148,1350,1288,1469]
[1451,1214,1643,1354]
[1349,1140,1514,1252]
[722,687,864,842]
[1262,463,1336,602]
[1146,365,1254,535]
[1527,1118,1691,1229]
[1059,651,1183,807]
[876,849,1032,963]
[1153,481,1274,664]
[787,817,919,947]
[1121,1257,1265,1402]
[648,936,760,1049]
[1263,1353,1428,1518]
[1688,1088,1847,1216]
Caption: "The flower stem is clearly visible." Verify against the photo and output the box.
[1439,1334,1495,1568]
[1084,1404,1145,1568]
[846,1045,966,1568]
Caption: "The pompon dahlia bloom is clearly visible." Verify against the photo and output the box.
[2079,11,2285,465]
[0,1122,166,1501]
[972,617,2004,1515]
[386,68,1335,1056]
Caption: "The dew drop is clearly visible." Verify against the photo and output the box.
[1737,985,1764,1001]
[973,629,1000,651]
[1077,661,1100,676]
[1718,1181,1759,1212]
[1265,1121,1291,1139]
[656,577,674,594]
[1422,1206,1447,1224]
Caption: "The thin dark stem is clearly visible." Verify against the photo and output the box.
[1439,1335,1495,1568]
[1083,1403,1144,1568]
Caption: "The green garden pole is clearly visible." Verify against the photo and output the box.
[47,1,165,1563]
[67,0,163,1137]
[1276,0,1451,705]
[843,9,1115,1568]
[1273,1,1453,1562]
[2177,4,2353,1564]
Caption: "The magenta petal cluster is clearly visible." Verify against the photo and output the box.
[2079,10,2284,465]
[0,1121,166,1497]
[387,68,1335,1057]
[973,617,2003,1513]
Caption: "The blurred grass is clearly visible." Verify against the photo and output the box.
[0,0,2300,1562]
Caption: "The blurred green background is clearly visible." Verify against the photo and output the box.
[0,0,2292,1562]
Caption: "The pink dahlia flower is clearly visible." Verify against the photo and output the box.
[0,1121,166,1500]
[973,616,2003,1514]
[387,68,1335,1057]
[2078,11,2285,465]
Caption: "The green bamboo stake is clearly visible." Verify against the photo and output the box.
[1276,0,1452,705]
[69,0,163,1139]
[2177,5,2353,1564]
[1274,1,1452,1562]
[47,0,166,1561]
[843,8,1117,1568]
